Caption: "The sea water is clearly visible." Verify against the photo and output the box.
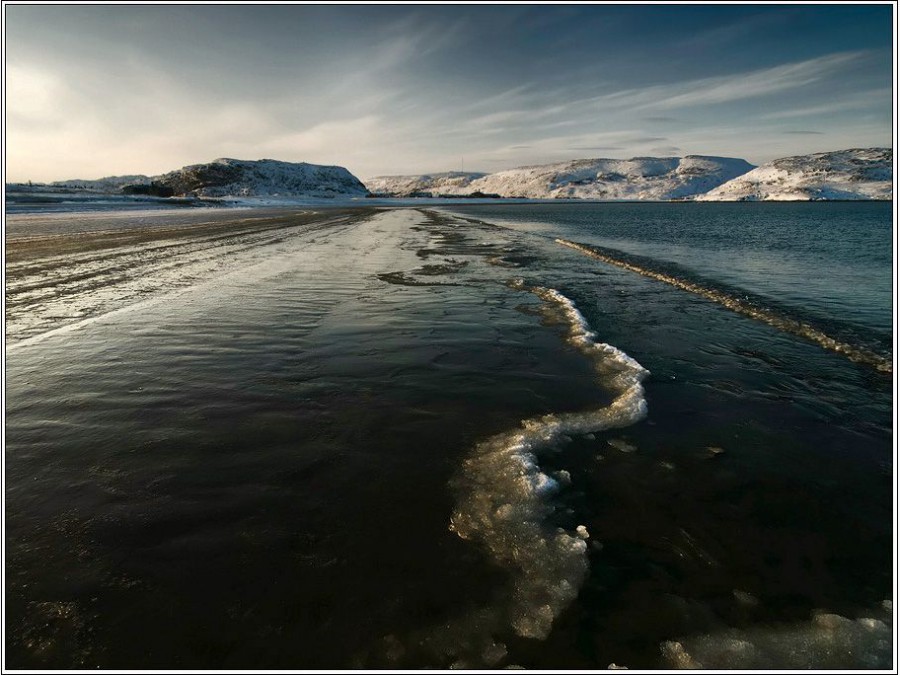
[4,202,893,668]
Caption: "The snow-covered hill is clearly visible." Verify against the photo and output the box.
[17,149,892,205]
[696,148,892,201]
[154,158,369,198]
[51,175,152,192]
[365,172,488,197]
[368,156,755,200]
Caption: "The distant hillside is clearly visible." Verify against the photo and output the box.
[154,158,368,198]
[366,172,488,197]
[696,148,892,201]
[368,156,755,200]
[15,148,892,204]
[51,175,152,192]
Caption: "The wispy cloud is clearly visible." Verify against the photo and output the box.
[623,136,667,144]
[456,84,536,115]
[761,90,891,119]
[265,116,381,157]
[675,9,795,50]
[371,12,471,68]
[467,109,532,130]
[569,146,623,151]
[593,51,869,111]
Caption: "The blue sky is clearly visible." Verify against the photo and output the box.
[4,4,894,181]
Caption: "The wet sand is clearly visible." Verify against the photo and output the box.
[6,207,380,345]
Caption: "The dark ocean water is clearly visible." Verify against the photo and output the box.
[4,203,894,669]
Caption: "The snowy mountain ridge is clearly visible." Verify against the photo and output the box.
[367,155,756,201]
[366,172,488,198]
[51,175,152,192]
[13,148,893,203]
[366,149,892,201]
[33,159,369,200]
[696,148,892,201]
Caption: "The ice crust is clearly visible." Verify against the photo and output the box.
[450,283,649,640]
[661,606,893,669]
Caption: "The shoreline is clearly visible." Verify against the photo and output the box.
[4,204,380,242]
[5,207,381,347]
[5,193,892,222]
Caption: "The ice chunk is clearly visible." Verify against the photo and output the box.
[661,607,892,669]
[608,438,637,453]
[733,590,759,607]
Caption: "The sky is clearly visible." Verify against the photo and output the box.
[4,4,895,182]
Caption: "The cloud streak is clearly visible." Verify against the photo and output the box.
[592,51,869,111]
[760,90,892,119]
